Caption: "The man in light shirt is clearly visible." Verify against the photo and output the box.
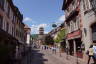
[93,43,96,63]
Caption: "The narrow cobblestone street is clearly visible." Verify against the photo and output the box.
[21,49,65,64]
[20,49,90,64]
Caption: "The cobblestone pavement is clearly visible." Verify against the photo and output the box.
[21,49,94,64]
[21,49,65,64]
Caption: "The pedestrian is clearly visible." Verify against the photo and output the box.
[66,47,69,59]
[41,45,44,50]
[54,46,56,54]
[46,46,48,50]
[51,46,54,53]
[93,43,96,64]
[87,45,95,64]
[51,45,56,54]
[44,45,46,50]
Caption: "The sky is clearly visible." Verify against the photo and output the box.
[13,0,65,34]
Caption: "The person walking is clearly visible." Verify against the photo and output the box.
[51,46,54,53]
[54,46,56,54]
[87,45,95,64]
[93,43,96,64]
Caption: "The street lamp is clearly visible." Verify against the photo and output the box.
[52,24,57,28]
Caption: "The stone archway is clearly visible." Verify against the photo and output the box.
[91,22,96,43]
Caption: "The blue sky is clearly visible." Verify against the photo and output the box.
[13,0,65,34]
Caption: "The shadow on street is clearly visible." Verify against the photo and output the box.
[21,49,48,64]
[31,49,48,64]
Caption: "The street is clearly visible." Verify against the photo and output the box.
[21,49,65,64]
[20,48,90,64]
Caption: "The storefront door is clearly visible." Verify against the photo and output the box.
[75,38,83,58]
[69,40,74,55]
[91,23,96,42]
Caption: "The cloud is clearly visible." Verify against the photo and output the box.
[23,17,32,22]
[54,15,65,26]
[59,15,65,21]
[45,31,48,34]
[37,24,47,29]
[31,24,48,34]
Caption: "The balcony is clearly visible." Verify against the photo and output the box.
[65,7,79,22]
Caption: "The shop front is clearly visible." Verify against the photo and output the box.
[0,29,18,63]
[67,30,83,58]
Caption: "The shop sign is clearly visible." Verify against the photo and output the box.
[67,30,81,39]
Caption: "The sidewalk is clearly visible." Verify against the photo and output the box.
[42,49,93,64]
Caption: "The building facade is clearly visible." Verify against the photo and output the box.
[24,24,31,46]
[62,0,96,60]
[0,0,25,63]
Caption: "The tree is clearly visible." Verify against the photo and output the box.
[45,35,54,45]
[54,28,66,43]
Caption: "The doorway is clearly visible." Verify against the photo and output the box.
[75,38,83,58]
[91,23,96,43]
[68,40,74,56]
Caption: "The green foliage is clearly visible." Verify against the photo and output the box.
[45,35,54,45]
[31,34,38,39]
[54,28,66,43]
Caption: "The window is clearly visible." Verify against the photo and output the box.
[83,0,86,10]
[12,27,14,36]
[72,0,75,10]
[83,0,92,11]
[67,23,70,33]
[14,28,16,37]
[84,28,87,36]
[77,16,80,29]
[73,18,76,31]
[7,5,10,18]
[90,0,96,12]
[16,29,18,37]
[0,0,5,10]
[13,16,15,23]
[6,22,9,32]
[0,15,3,28]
